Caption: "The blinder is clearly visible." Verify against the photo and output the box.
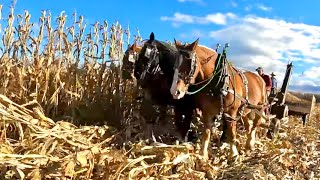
[140,42,161,80]
[144,46,153,59]
[174,49,197,85]
[128,51,138,63]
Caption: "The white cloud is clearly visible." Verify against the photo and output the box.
[161,13,194,24]
[163,11,320,93]
[206,15,320,93]
[209,16,320,67]
[179,29,205,39]
[244,4,272,12]
[301,66,320,80]
[244,5,252,11]
[230,0,238,7]
[256,4,272,12]
[177,0,206,5]
[160,12,237,26]
[177,0,200,2]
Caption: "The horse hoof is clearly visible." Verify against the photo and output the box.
[201,155,209,162]
[245,149,253,156]
[200,152,209,161]
[187,131,199,143]
[245,144,255,151]
[266,131,274,139]
[228,154,240,165]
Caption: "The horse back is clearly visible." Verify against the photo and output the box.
[196,45,219,63]
[243,71,267,105]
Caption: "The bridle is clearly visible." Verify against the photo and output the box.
[127,49,139,63]
[174,49,197,86]
[139,41,161,80]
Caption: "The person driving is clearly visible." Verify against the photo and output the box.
[270,72,277,95]
[256,67,272,96]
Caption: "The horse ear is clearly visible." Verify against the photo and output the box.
[188,38,199,51]
[132,41,142,52]
[132,41,137,49]
[174,38,182,48]
[150,32,155,41]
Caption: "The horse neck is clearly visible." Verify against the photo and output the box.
[159,48,176,75]
[194,48,217,81]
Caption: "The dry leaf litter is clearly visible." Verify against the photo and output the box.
[0,93,319,180]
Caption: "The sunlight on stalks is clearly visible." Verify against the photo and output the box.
[1,4,319,180]
[0,5,139,127]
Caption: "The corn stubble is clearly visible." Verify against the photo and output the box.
[0,5,319,180]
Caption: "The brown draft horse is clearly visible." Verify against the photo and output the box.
[170,38,269,161]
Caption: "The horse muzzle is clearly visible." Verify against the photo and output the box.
[171,87,187,100]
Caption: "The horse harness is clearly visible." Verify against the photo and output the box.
[174,49,197,85]
[126,40,148,63]
[140,41,162,80]
[128,50,139,63]
[178,47,254,122]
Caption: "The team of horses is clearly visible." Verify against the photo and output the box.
[121,32,273,162]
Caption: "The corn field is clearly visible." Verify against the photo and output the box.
[0,5,145,130]
[0,5,320,179]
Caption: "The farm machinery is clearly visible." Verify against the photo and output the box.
[269,62,316,125]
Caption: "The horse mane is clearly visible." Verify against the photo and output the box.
[158,41,177,52]
[198,45,216,52]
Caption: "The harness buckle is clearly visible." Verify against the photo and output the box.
[221,87,228,96]
[144,47,152,58]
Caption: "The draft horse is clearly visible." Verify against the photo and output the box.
[170,38,269,161]
[131,32,198,141]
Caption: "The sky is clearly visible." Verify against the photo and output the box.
[1,0,320,93]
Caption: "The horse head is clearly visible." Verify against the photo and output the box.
[134,32,177,87]
[171,38,201,99]
[122,40,142,79]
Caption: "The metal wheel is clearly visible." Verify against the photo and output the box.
[271,105,289,119]
[302,114,309,126]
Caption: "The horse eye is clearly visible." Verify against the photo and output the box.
[184,53,192,59]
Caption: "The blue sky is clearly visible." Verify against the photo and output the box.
[1,0,320,93]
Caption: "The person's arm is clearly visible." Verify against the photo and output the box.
[269,77,272,87]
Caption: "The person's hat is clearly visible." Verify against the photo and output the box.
[271,72,276,76]
[256,67,263,71]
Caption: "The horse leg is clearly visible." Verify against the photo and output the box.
[158,106,168,126]
[174,106,192,142]
[243,111,254,151]
[245,110,263,151]
[224,110,239,159]
[183,107,199,142]
[201,112,213,160]
[186,108,202,142]
[140,98,157,140]
[219,119,228,144]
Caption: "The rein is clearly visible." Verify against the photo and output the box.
[184,44,241,120]
[186,46,228,95]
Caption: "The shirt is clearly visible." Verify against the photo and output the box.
[271,77,277,89]
[261,74,272,91]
